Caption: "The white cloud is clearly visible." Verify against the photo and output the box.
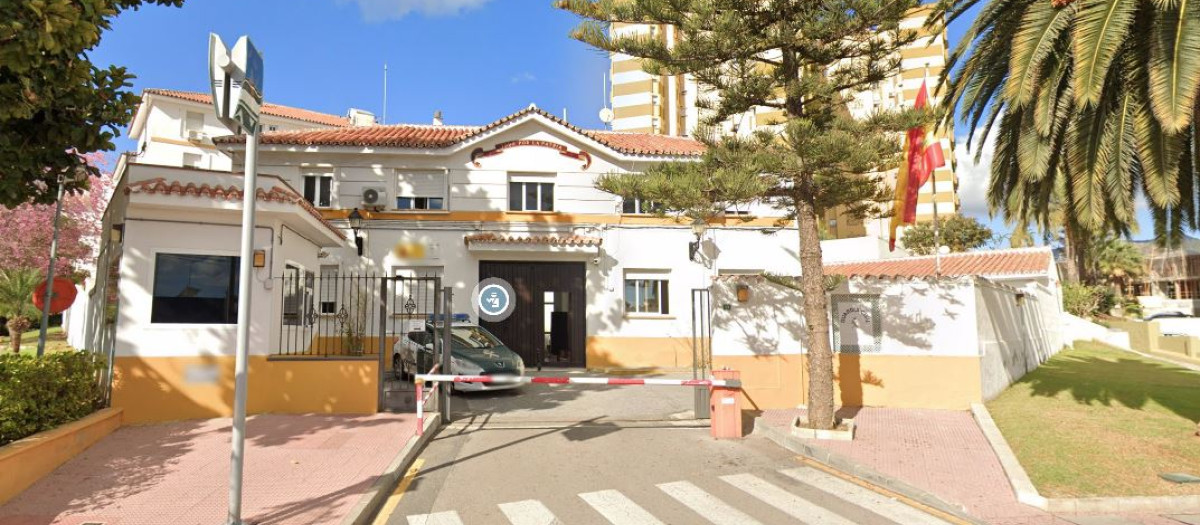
[953,130,995,220]
[338,0,491,21]
[510,72,537,84]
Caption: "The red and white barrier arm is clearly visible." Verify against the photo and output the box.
[416,374,742,389]
[415,363,441,436]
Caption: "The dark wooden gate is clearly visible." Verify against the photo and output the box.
[478,261,586,368]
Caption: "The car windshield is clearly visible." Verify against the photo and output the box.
[449,326,502,349]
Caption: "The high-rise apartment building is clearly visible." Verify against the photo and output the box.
[607,6,960,239]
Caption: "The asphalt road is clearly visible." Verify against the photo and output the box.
[378,422,957,525]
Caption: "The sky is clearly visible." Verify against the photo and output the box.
[89,0,1158,242]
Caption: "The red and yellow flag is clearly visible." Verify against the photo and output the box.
[889,80,946,251]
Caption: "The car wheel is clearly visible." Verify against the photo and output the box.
[392,355,404,381]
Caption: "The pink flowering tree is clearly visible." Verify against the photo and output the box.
[0,152,114,280]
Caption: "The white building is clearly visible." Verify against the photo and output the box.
[81,89,1059,424]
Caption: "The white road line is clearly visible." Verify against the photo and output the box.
[657,481,763,525]
[406,511,465,525]
[498,499,563,525]
[579,489,665,525]
[780,468,954,525]
[720,473,857,525]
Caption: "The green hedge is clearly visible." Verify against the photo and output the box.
[0,351,105,447]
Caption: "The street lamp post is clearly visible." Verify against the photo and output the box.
[689,216,711,418]
[689,217,708,262]
[348,208,365,256]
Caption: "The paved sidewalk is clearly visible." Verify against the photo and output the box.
[759,408,1184,525]
[0,413,417,525]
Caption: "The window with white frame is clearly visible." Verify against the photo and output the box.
[282,264,314,326]
[396,171,446,211]
[622,197,660,215]
[151,253,239,324]
[624,271,670,315]
[318,265,339,314]
[303,173,333,208]
[509,175,555,212]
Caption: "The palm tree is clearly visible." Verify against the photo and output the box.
[0,269,41,354]
[1090,234,1146,292]
[938,0,1200,246]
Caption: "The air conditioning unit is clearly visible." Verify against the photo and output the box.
[187,130,208,142]
[361,186,387,208]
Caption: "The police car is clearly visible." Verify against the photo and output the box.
[392,314,526,391]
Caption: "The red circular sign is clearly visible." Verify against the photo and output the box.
[32,277,78,315]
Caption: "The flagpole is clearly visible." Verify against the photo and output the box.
[925,64,942,279]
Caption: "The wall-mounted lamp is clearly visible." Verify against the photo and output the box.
[688,217,708,262]
[252,250,267,268]
[348,207,365,256]
[736,284,751,303]
[1015,292,1026,306]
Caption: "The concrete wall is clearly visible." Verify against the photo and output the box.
[707,274,1061,410]
[1060,313,1131,349]
[0,409,122,505]
[975,280,1062,400]
[710,276,985,410]
[1152,318,1200,337]
[1109,319,1200,365]
[1109,320,1162,353]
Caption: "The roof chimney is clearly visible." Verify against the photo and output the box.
[347,108,376,126]
[432,110,444,126]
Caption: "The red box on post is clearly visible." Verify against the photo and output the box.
[710,369,743,439]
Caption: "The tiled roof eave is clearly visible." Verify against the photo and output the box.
[125,178,347,241]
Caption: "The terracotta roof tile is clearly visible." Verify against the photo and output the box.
[463,233,602,247]
[144,89,350,127]
[823,248,1054,278]
[214,105,705,157]
[125,177,346,239]
[582,131,707,156]
[252,124,477,148]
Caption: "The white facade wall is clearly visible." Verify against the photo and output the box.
[131,96,343,172]
[975,279,1063,400]
[837,277,980,356]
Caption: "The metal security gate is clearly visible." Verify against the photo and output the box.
[381,276,443,413]
[691,288,713,418]
[274,273,444,413]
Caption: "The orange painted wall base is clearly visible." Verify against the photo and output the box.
[112,356,379,424]
[713,353,983,411]
[0,408,123,505]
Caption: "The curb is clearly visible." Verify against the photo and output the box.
[444,419,711,430]
[341,414,442,525]
[970,403,1200,514]
[752,416,988,525]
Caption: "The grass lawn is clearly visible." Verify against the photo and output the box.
[0,326,75,356]
[988,341,1200,498]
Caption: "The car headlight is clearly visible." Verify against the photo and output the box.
[450,356,483,374]
[515,358,525,375]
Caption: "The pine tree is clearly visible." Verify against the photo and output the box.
[560,0,929,429]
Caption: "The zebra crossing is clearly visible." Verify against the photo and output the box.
[404,466,957,525]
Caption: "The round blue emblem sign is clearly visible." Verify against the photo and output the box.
[473,278,515,322]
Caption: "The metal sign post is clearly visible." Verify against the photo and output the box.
[441,287,453,422]
[210,33,264,525]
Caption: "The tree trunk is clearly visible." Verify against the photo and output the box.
[796,186,837,430]
[6,316,30,354]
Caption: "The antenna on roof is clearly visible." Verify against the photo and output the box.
[382,62,389,125]
[599,73,614,129]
